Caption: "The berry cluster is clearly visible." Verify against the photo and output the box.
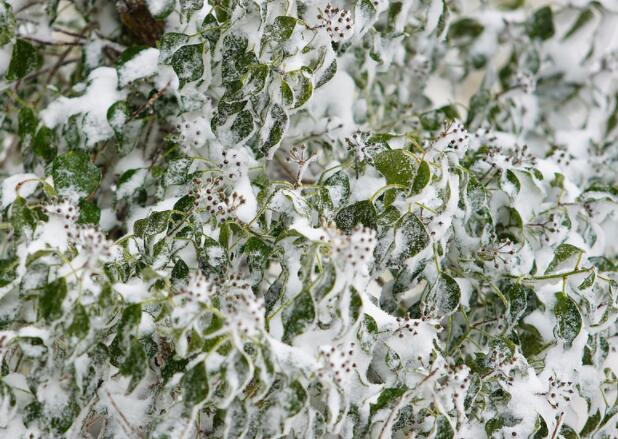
[345,131,378,166]
[45,200,79,223]
[318,3,354,43]
[318,343,357,385]
[327,225,376,275]
[542,376,576,410]
[67,225,114,262]
[191,177,247,222]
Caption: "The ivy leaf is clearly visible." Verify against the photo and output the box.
[229,109,255,144]
[260,103,288,156]
[180,0,204,12]
[500,169,521,197]
[411,160,431,194]
[527,6,555,41]
[466,89,491,127]
[554,293,582,346]
[282,290,315,343]
[198,236,227,274]
[563,7,593,40]
[335,200,377,232]
[316,59,337,88]
[159,32,190,63]
[517,323,546,359]
[393,213,430,260]
[242,237,271,276]
[271,16,297,41]
[545,243,583,274]
[578,270,596,290]
[77,199,100,225]
[6,39,42,80]
[39,277,67,321]
[373,149,417,186]
[434,415,454,439]
[119,337,147,392]
[52,151,101,200]
[425,273,461,316]
[169,43,204,85]
[447,18,484,44]
[505,282,528,323]
[67,303,89,339]
[10,197,36,237]
[370,387,406,417]
[321,170,350,210]
[134,210,171,237]
[285,70,313,109]
[0,2,16,46]
[0,257,18,287]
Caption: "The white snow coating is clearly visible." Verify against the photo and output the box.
[40,67,126,146]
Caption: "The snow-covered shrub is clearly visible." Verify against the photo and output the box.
[1,0,618,437]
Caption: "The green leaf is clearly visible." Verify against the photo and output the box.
[335,200,378,232]
[411,160,430,194]
[282,290,315,343]
[198,236,227,274]
[67,303,90,339]
[435,415,454,439]
[32,126,57,162]
[578,270,596,290]
[527,6,555,41]
[500,169,520,196]
[563,8,593,40]
[505,282,528,322]
[10,197,36,237]
[425,273,461,316]
[134,210,171,237]
[6,39,42,80]
[283,380,307,416]
[180,0,204,11]
[370,387,406,417]
[373,149,417,186]
[554,293,582,346]
[18,107,37,148]
[517,323,546,358]
[242,237,271,274]
[0,257,18,287]
[316,59,337,88]
[229,109,255,144]
[39,278,67,321]
[52,151,101,200]
[321,170,350,210]
[580,410,600,437]
[545,243,583,274]
[466,89,491,126]
[107,101,129,135]
[560,424,580,439]
[447,18,484,43]
[394,213,430,260]
[0,2,16,46]
[285,70,313,109]
[171,258,189,280]
[77,199,100,225]
[119,337,146,391]
[159,32,191,63]
[169,43,204,85]
[271,16,297,41]
[183,362,209,405]
[260,103,288,155]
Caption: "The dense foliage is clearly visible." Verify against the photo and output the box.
[1,0,618,437]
